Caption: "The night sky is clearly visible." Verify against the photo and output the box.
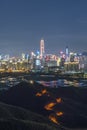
[0,0,87,56]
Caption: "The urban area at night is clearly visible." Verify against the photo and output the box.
[0,38,87,73]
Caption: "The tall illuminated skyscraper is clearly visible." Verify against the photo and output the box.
[65,46,69,62]
[40,39,45,58]
[65,46,69,56]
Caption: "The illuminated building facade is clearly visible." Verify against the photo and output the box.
[40,39,45,58]
[65,46,69,56]
[65,46,69,62]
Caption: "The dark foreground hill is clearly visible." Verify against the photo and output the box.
[0,102,62,130]
[0,81,87,129]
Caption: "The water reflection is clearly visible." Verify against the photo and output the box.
[37,79,87,87]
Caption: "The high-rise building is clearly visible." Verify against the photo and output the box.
[40,39,45,58]
[22,53,25,61]
[65,46,69,62]
[65,46,69,56]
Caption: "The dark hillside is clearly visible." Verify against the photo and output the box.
[0,102,61,130]
[0,81,87,129]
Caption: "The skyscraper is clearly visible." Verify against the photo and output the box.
[65,46,69,62]
[65,46,69,56]
[40,39,45,58]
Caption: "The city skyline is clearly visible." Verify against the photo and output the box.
[0,0,87,56]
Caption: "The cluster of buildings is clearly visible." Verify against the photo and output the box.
[0,39,87,73]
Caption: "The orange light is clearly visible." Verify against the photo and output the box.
[36,93,42,97]
[49,115,59,124]
[56,112,63,116]
[56,98,62,103]
[44,102,56,110]
[41,89,47,94]
[36,89,47,97]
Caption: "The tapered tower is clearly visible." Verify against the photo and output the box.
[40,39,45,58]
